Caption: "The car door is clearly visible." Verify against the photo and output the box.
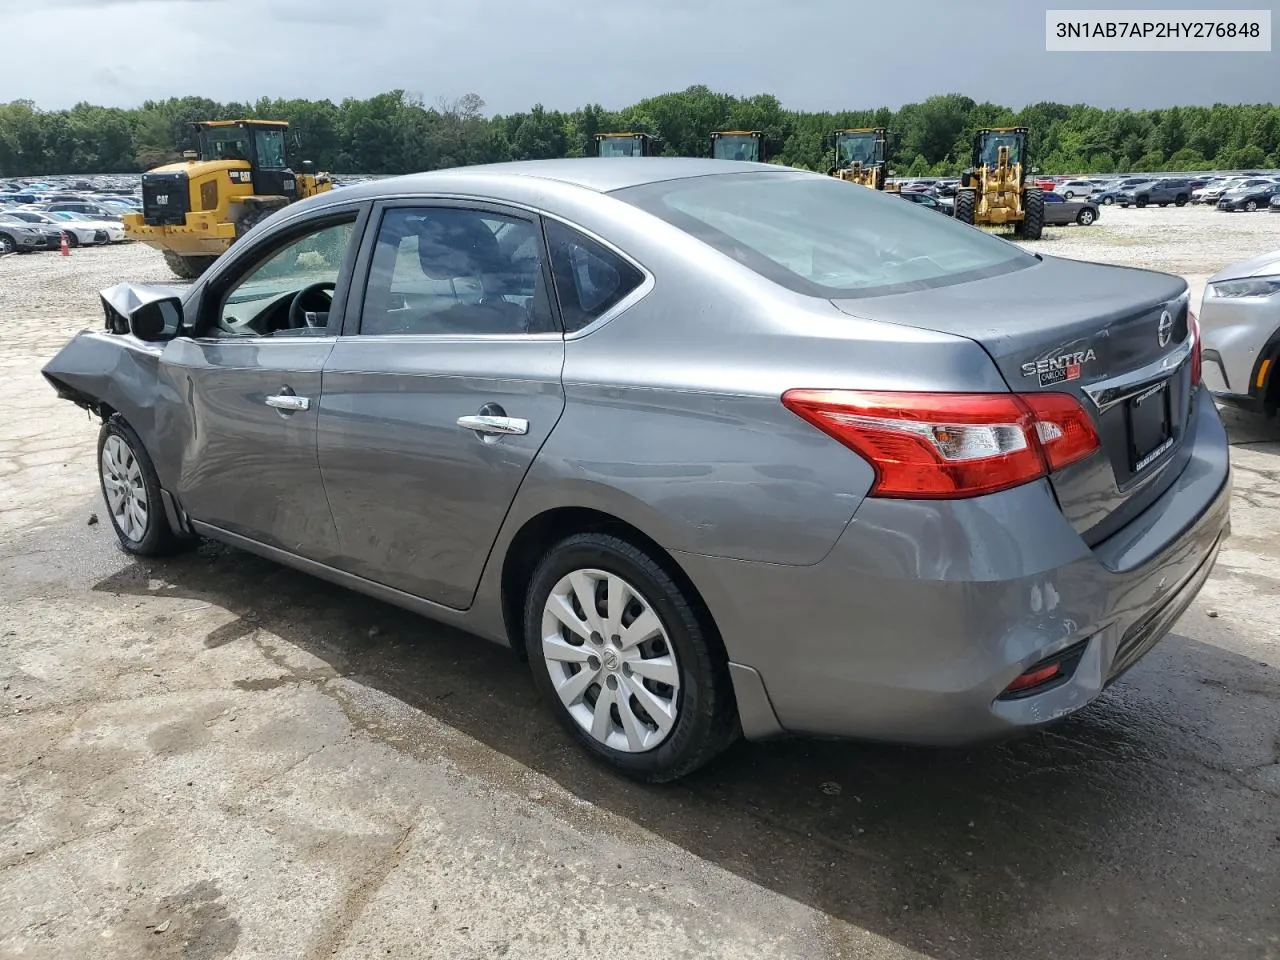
[154,205,368,558]
[316,200,566,609]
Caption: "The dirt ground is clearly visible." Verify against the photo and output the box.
[2,205,1279,960]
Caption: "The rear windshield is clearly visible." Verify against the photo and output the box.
[614,172,1034,298]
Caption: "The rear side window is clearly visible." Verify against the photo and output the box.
[545,220,645,332]
[615,171,1033,299]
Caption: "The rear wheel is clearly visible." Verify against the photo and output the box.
[1101,196,1114,205]
[1175,195,1188,207]
[161,249,217,280]
[64,231,80,248]
[1076,207,1096,226]
[1018,189,1045,240]
[524,533,738,782]
[954,188,976,225]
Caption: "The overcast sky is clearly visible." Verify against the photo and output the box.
[9,0,1279,113]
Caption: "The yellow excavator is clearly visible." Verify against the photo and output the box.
[952,127,1044,239]
[589,132,665,157]
[710,130,770,162]
[125,119,333,279]
[825,128,896,190]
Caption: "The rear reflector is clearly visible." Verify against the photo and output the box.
[781,389,1101,499]
[1004,662,1062,694]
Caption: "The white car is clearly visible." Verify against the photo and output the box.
[49,211,126,243]
[1,209,103,247]
[1057,179,1098,199]
[1194,179,1243,204]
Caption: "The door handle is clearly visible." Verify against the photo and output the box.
[265,394,310,411]
[456,414,528,436]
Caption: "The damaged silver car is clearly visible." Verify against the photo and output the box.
[44,160,1230,781]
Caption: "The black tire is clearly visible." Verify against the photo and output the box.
[524,533,738,782]
[97,416,192,557]
[0,233,15,255]
[1158,202,1168,207]
[1245,200,1258,212]
[1018,189,1045,240]
[1136,197,1148,208]
[1102,196,1114,205]
[65,231,80,248]
[954,188,976,225]
[1062,190,1075,199]
[1076,207,1097,226]
[234,206,276,240]
[1175,195,1188,207]
[161,249,217,280]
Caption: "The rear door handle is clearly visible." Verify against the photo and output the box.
[266,394,310,411]
[456,414,528,436]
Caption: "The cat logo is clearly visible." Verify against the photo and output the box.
[155,194,169,205]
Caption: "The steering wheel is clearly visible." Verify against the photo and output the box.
[288,281,336,329]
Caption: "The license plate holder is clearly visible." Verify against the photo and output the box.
[1127,379,1172,472]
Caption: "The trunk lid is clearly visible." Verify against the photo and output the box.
[832,255,1195,542]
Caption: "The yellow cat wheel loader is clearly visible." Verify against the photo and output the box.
[124,120,333,280]
[824,128,896,191]
[952,127,1044,239]
[710,130,770,163]
[589,132,665,157]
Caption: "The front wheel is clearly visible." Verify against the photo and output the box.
[97,417,190,557]
[0,233,15,255]
[1017,189,1045,240]
[525,533,738,782]
[1245,200,1258,212]
[1135,197,1148,208]
[953,188,977,225]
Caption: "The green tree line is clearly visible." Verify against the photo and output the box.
[2,87,1278,177]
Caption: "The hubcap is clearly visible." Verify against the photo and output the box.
[100,434,148,542]
[541,568,681,753]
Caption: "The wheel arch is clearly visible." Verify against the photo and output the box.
[499,506,727,669]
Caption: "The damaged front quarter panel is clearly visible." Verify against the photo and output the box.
[41,282,189,467]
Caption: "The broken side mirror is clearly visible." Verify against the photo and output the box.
[129,297,183,341]
[101,283,184,342]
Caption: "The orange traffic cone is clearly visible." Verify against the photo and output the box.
[60,233,70,257]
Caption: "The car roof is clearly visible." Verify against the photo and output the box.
[328,158,786,201]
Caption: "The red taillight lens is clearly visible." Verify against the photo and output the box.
[1188,310,1202,386]
[781,389,1101,499]
[1004,662,1063,694]
[1019,392,1101,471]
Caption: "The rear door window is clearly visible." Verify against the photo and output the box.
[360,206,556,336]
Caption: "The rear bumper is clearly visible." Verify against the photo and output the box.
[685,387,1231,744]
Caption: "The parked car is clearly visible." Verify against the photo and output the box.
[1089,186,1128,205]
[1035,177,1057,191]
[1192,179,1235,203]
[897,191,952,215]
[7,209,102,247]
[38,200,123,221]
[47,210,126,243]
[1042,191,1101,225]
[42,159,1229,781]
[1216,181,1280,212]
[0,212,59,253]
[1199,247,1280,417]
[1056,179,1098,199]
[1119,179,1192,207]
[1271,194,1280,213]
[1200,178,1270,205]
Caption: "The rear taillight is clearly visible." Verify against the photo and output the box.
[1188,310,1202,386]
[781,389,1100,499]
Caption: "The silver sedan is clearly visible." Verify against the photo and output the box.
[1200,248,1280,416]
[43,159,1230,781]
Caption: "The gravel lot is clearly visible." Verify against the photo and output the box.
[2,208,1279,960]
